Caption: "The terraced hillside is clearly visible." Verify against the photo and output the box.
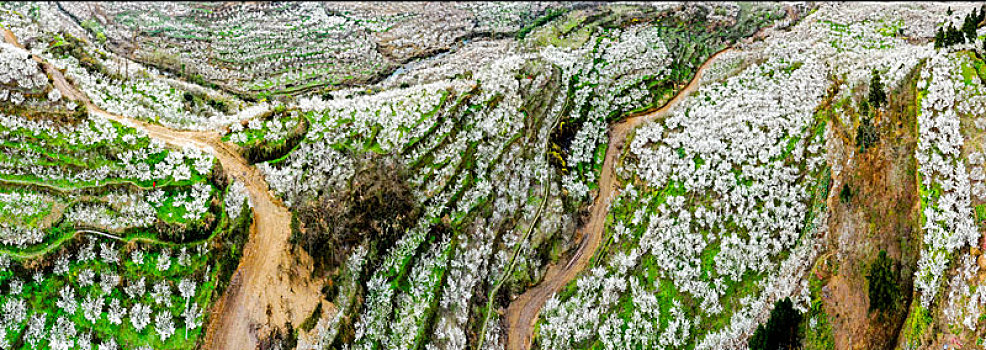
[5,2,986,350]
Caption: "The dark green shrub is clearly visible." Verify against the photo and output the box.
[259,322,297,350]
[856,115,878,153]
[840,183,852,204]
[868,70,886,110]
[749,297,803,350]
[867,250,900,313]
[548,118,583,174]
[213,201,253,298]
[300,302,323,331]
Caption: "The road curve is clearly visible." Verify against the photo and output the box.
[3,28,325,350]
[503,47,732,350]
[88,107,320,350]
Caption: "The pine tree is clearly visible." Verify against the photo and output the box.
[840,183,853,203]
[935,27,945,49]
[869,73,883,108]
[946,24,956,46]
[749,324,769,350]
[858,71,883,153]
[948,23,965,46]
[867,250,900,313]
[749,297,803,350]
[947,24,955,46]
[964,13,978,42]
[868,70,887,109]
[856,115,877,153]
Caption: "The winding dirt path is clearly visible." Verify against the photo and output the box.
[92,108,328,350]
[504,47,731,350]
[3,28,326,350]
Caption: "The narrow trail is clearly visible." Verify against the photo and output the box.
[3,28,327,350]
[503,47,731,350]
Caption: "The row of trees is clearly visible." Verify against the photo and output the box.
[933,6,984,49]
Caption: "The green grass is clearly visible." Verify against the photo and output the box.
[0,222,77,259]
[959,50,986,86]
[516,8,569,40]
[801,264,836,349]
[900,302,934,348]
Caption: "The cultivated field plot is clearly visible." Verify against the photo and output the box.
[3,2,986,350]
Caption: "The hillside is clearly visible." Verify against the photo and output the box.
[1,2,986,350]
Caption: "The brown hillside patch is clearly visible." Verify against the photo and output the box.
[820,68,921,350]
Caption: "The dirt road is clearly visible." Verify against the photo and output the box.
[91,109,327,350]
[3,28,327,350]
[503,47,731,350]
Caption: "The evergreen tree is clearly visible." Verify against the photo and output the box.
[964,13,978,42]
[948,23,965,46]
[856,114,878,153]
[946,24,956,46]
[749,298,802,350]
[945,24,959,47]
[867,250,900,313]
[935,26,945,49]
[868,70,887,109]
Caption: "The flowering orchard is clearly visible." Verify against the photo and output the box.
[6,2,986,350]
[537,2,986,349]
